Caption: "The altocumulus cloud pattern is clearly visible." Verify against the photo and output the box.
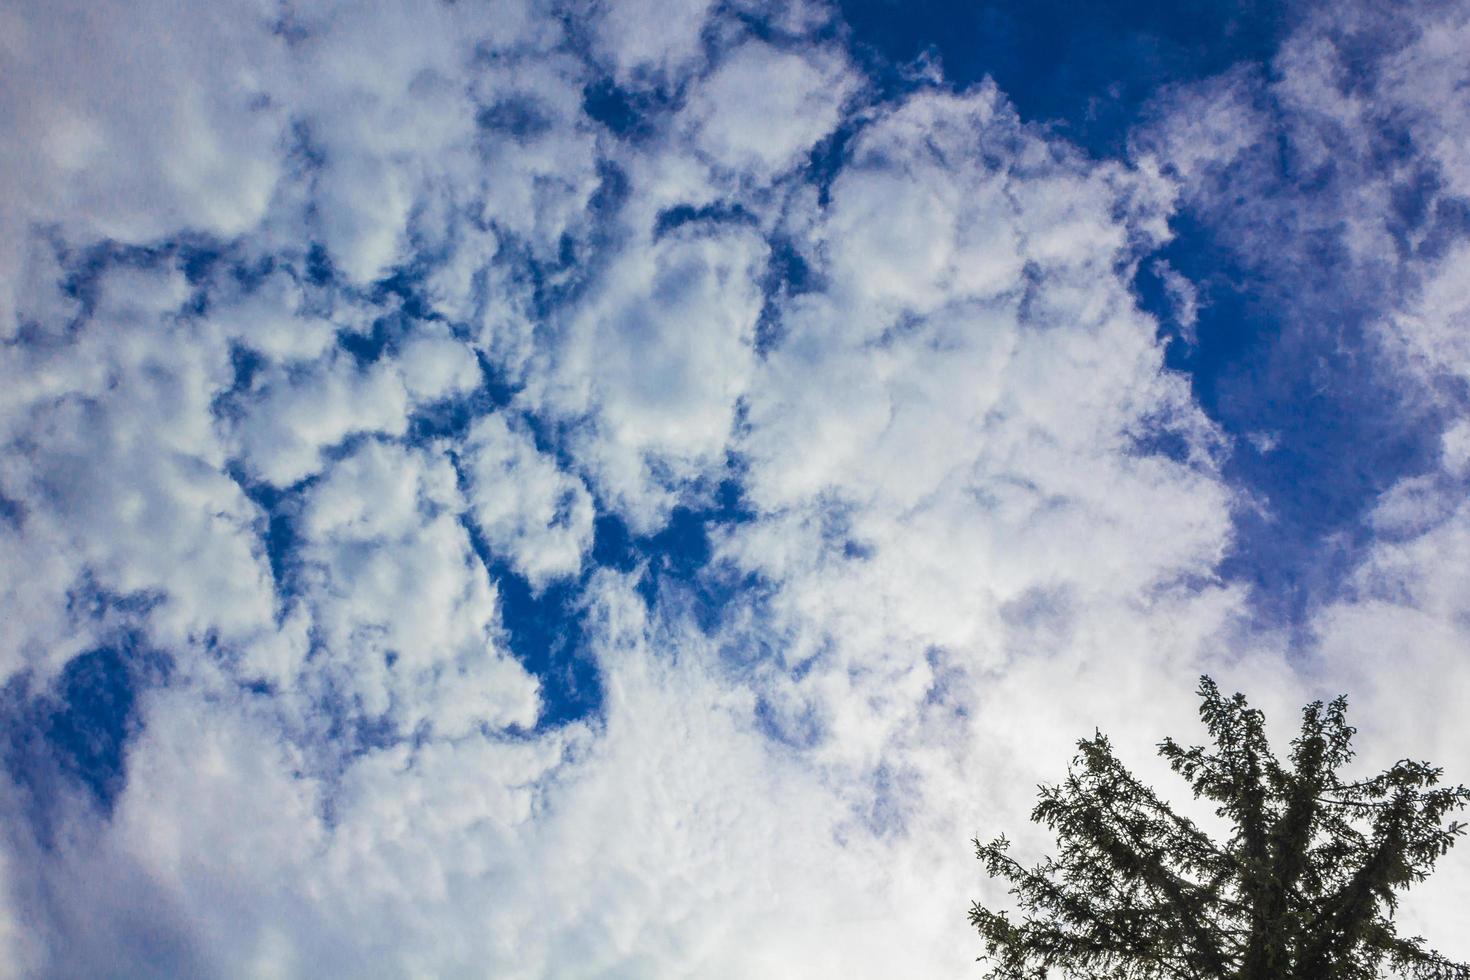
[2,0,1469,975]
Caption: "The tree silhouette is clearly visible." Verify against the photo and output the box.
[971,677,1470,979]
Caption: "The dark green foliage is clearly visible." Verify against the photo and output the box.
[971,678,1470,980]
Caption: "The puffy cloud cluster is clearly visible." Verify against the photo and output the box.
[725,81,1237,796]
[462,413,594,587]
[2,0,1469,977]
[0,0,286,321]
[1,262,275,675]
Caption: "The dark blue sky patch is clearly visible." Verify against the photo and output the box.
[219,344,267,409]
[406,384,509,444]
[589,158,633,219]
[455,515,604,731]
[0,489,24,529]
[639,501,764,640]
[591,468,753,571]
[327,261,475,370]
[41,648,137,810]
[591,512,639,573]
[806,116,861,209]
[177,240,227,290]
[1,643,149,846]
[633,508,705,614]
[453,469,761,732]
[476,96,557,140]
[305,242,336,288]
[496,568,604,731]
[227,465,309,619]
[839,0,1293,155]
[1132,258,1184,344]
[628,475,758,620]
[1125,419,1195,466]
[569,158,637,280]
[755,235,816,355]
[652,202,756,239]
[642,505,714,580]
[335,317,394,366]
[371,263,451,324]
[582,79,665,141]
[764,236,814,296]
[1140,207,1445,626]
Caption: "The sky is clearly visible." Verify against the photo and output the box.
[1,0,1469,976]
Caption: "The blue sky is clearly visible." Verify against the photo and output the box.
[3,0,1470,975]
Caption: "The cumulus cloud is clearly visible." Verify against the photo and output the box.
[396,326,482,404]
[587,0,718,89]
[519,174,774,526]
[291,439,542,737]
[234,354,412,488]
[0,261,277,678]
[462,413,594,587]
[679,40,857,179]
[0,0,286,334]
[711,84,1242,868]
[3,0,1470,975]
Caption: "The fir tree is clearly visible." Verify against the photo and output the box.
[971,677,1470,979]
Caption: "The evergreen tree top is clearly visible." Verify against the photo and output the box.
[971,677,1470,980]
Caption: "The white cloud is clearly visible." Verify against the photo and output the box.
[0,262,277,679]
[1383,242,1470,393]
[6,574,992,978]
[588,0,717,89]
[533,222,768,528]
[290,439,541,737]
[712,85,1241,847]
[0,12,1250,973]
[1380,7,1470,199]
[1309,488,1470,955]
[679,40,857,179]
[820,90,1026,322]
[397,327,482,404]
[205,268,342,364]
[462,413,595,587]
[277,0,544,284]
[0,812,42,980]
[233,352,411,488]
[1154,258,1200,344]
[0,0,287,334]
